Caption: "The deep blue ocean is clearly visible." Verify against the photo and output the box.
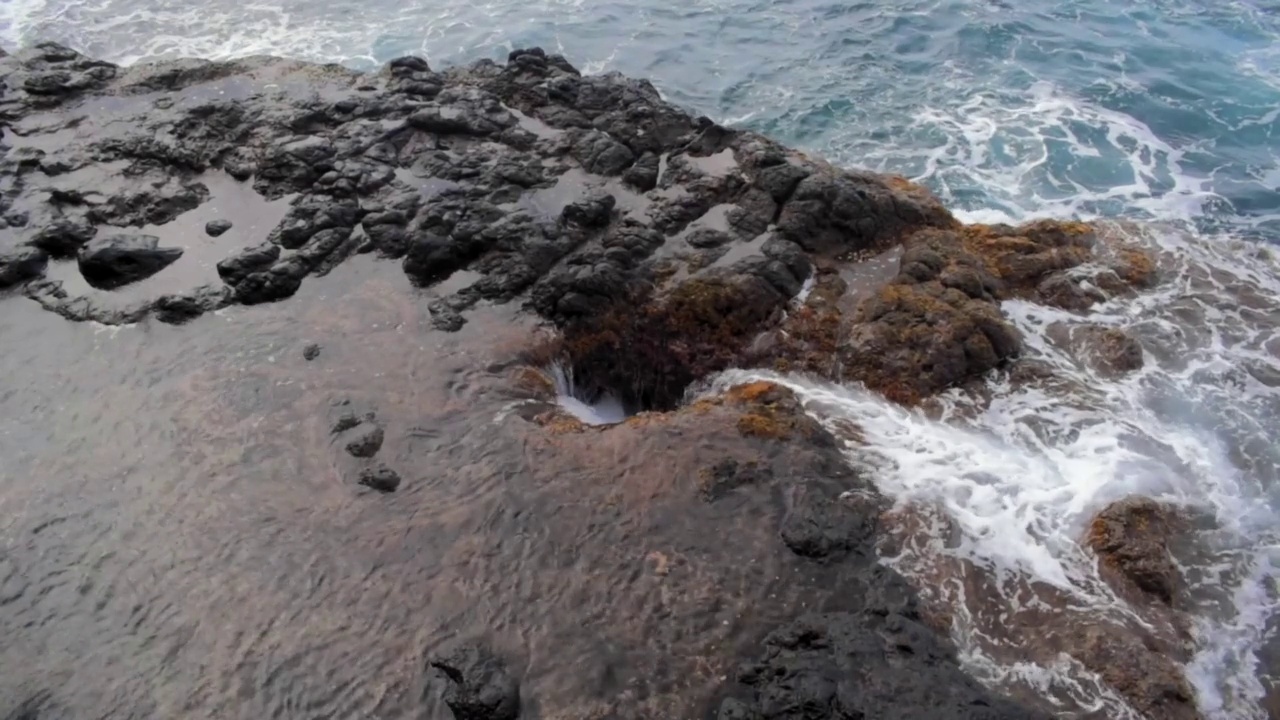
[4,1,1280,718]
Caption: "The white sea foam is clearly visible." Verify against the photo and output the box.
[707,214,1280,717]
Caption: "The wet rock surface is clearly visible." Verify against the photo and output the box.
[724,606,1049,720]
[0,41,962,337]
[1070,324,1145,376]
[0,40,1180,720]
[0,246,47,287]
[426,642,521,720]
[204,219,232,237]
[77,234,183,289]
[358,463,401,493]
[342,421,384,458]
[1086,496,1185,607]
[0,42,1156,407]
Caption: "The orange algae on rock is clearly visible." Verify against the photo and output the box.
[724,380,786,404]
[511,365,556,397]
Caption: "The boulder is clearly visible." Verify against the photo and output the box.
[216,242,281,285]
[1073,625,1201,720]
[151,285,232,324]
[205,219,233,237]
[1073,324,1145,376]
[343,421,384,458]
[28,220,96,257]
[1085,496,1183,606]
[0,247,48,288]
[358,464,401,493]
[561,191,615,228]
[779,484,881,562]
[77,234,183,289]
[426,642,520,720]
[570,130,635,176]
[840,282,1021,403]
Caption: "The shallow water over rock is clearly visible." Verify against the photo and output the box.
[2,254,1039,719]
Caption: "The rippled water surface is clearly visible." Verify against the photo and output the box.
[3,0,1280,717]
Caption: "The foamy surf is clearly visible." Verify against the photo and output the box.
[707,217,1280,718]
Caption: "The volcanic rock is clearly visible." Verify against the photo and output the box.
[28,220,96,258]
[77,234,183,289]
[205,219,233,237]
[426,642,520,720]
[358,464,401,493]
[1085,496,1184,606]
[343,422,384,458]
[0,247,48,288]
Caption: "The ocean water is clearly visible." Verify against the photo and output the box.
[4,0,1280,717]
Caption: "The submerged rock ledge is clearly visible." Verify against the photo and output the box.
[0,41,1177,719]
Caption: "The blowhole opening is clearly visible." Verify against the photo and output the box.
[546,361,633,426]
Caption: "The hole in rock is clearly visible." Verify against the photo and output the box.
[546,361,631,426]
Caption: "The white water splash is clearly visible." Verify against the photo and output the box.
[708,220,1280,717]
[548,361,628,426]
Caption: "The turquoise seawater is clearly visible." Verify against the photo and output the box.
[2,0,1278,237]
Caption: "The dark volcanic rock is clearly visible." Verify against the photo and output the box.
[725,608,1050,720]
[216,242,282,286]
[358,464,401,492]
[623,151,660,191]
[698,458,768,501]
[343,422,384,458]
[331,410,368,435]
[0,247,48,288]
[152,285,232,324]
[561,191,615,227]
[205,219,233,237]
[779,484,881,562]
[571,129,635,175]
[28,220,96,258]
[403,232,464,286]
[0,42,980,332]
[77,234,183,289]
[426,642,520,720]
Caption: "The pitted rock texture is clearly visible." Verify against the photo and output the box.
[0,42,953,334]
[0,42,1158,404]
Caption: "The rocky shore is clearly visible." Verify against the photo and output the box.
[0,41,1201,719]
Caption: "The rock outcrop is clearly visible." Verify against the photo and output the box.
[506,374,1051,719]
[1079,497,1202,720]
[77,234,183,289]
[0,41,1157,406]
[1086,496,1185,607]
[0,40,1179,720]
[426,643,521,720]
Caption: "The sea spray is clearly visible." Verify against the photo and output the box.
[706,220,1280,717]
[548,361,628,426]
